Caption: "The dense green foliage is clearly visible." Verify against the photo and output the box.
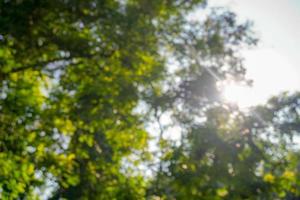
[149,92,300,199]
[1,0,300,199]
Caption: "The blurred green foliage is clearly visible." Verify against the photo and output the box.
[0,0,300,199]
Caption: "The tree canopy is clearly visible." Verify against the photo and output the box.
[1,0,300,199]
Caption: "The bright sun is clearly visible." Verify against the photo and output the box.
[219,81,255,108]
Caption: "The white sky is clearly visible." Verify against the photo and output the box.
[209,0,300,107]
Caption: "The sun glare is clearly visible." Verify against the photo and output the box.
[219,81,254,108]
